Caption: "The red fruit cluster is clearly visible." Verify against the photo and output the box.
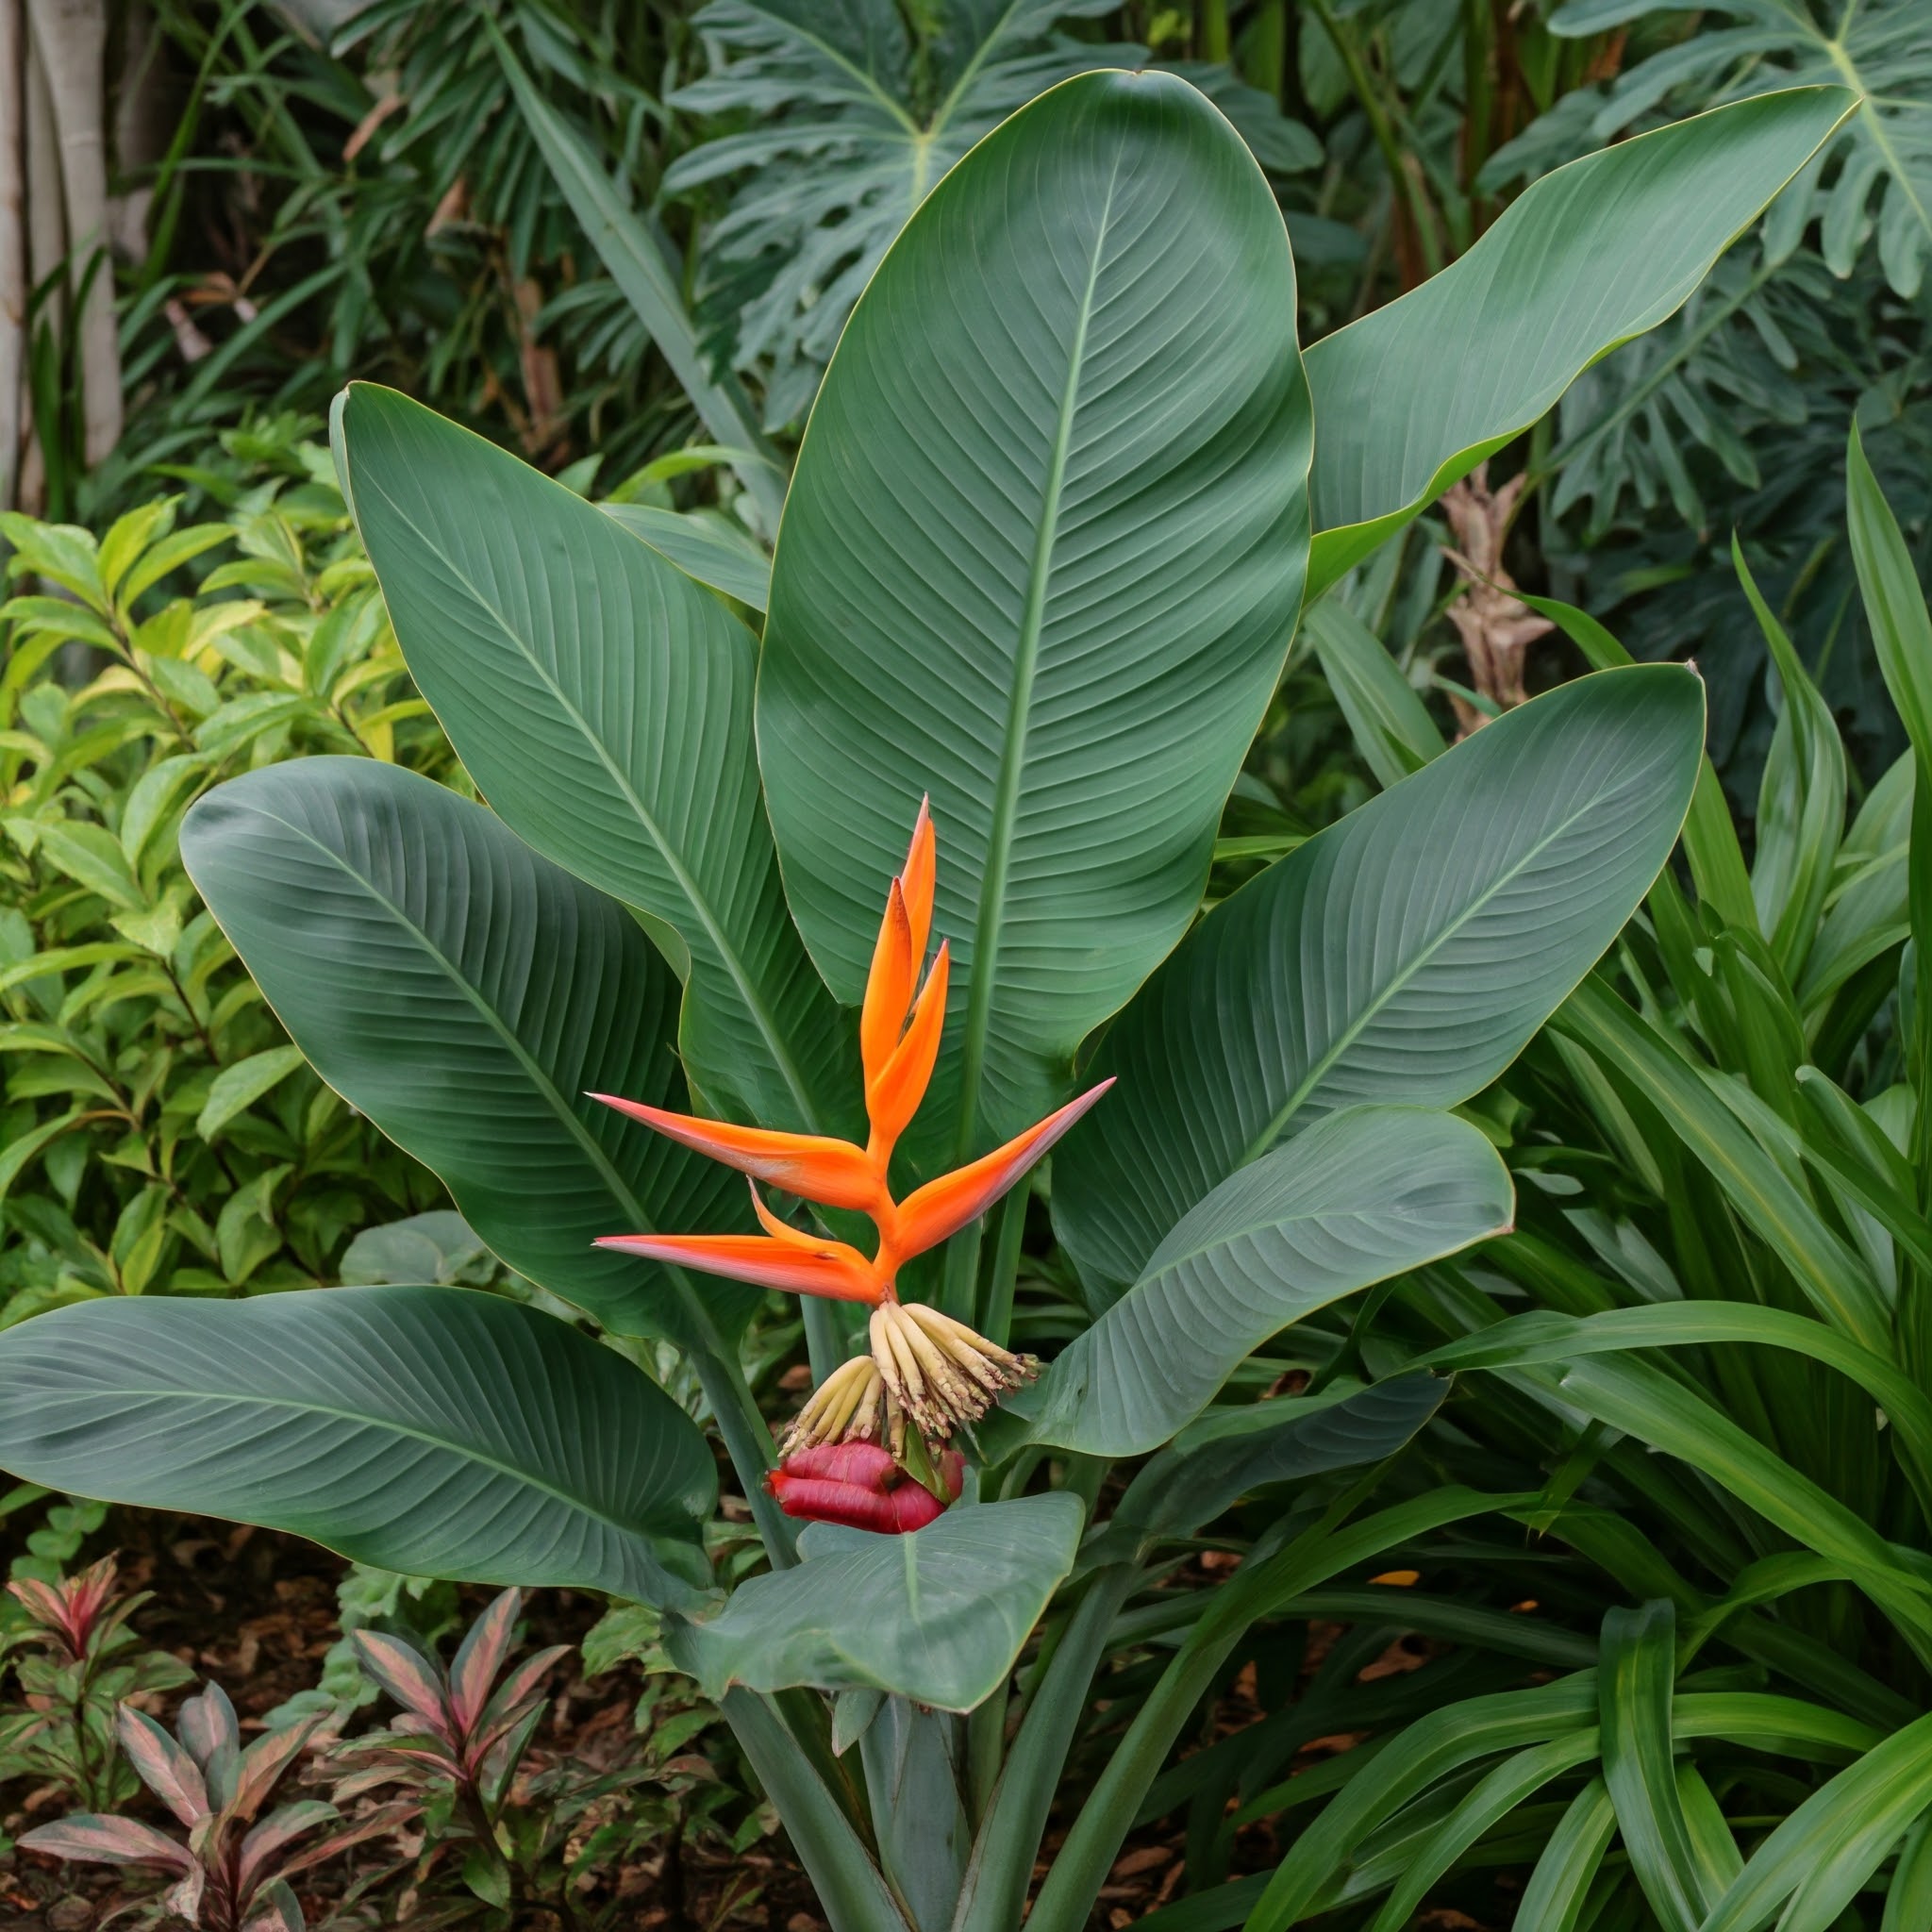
[766,1441,964,1534]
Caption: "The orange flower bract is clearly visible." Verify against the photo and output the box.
[593,800,1111,1308]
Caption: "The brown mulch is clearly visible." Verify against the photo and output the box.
[0,1509,823,1932]
[0,1513,1524,1932]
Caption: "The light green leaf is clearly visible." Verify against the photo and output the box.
[336,383,848,1138]
[670,1493,1082,1711]
[179,757,750,1347]
[1849,424,1932,768]
[1027,1108,1511,1455]
[0,1288,716,1608]
[1701,1709,1932,1932]
[758,69,1311,1163]
[1556,1354,1932,1646]
[1055,666,1704,1298]
[1555,975,1889,1348]
[1304,87,1855,595]
[600,503,771,612]
[28,819,145,911]
[196,1045,308,1143]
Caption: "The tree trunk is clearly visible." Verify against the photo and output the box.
[19,22,58,511]
[0,0,25,512]
[26,0,119,467]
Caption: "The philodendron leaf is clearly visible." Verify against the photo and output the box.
[669,1493,1083,1712]
[180,757,753,1348]
[0,1289,717,1608]
[1304,86,1855,596]
[1108,1373,1450,1545]
[758,69,1312,1169]
[1026,1108,1510,1456]
[1055,665,1703,1300]
[335,383,849,1138]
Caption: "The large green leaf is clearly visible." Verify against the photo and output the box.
[669,1493,1083,1711]
[758,69,1312,1164]
[335,383,848,1136]
[1026,1108,1511,1456]
[179,758,751,1347]
[0,1289,716,1607]
[1055,666,1704,1298]
[1303,87,1855,596]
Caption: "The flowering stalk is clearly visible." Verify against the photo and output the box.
[596,802,1110,1474]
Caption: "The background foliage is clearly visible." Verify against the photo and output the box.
[6,4,1932,1930]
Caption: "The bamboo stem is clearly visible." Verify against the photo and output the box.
[26,0,119,465]
[0,0,24,511]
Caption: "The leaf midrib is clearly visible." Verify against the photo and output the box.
[360,469,823,1132]
[953,153,1124,1158]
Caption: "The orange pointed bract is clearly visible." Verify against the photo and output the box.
[895,1080,1114,1261]
[867,941,949,1153]
[860,880,915,1090]
[593,1231,881,1303]
[899,797,935,961]
[589,1093,880,1213]
[595,804,1113,1341]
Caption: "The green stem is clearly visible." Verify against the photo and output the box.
[724,1690,910,1932]
[1308,0,1442,280]
[1196,0,1229,61]
[803,1295,845,1387]
[954,1564,1141,1932]
[690,1344,796,1569]
[977,1181,1030,1350]
[939,1219,985,1326]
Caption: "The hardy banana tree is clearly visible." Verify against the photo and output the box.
[0,67,1853,1932]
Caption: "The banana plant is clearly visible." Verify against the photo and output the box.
[0,68,1849,1932]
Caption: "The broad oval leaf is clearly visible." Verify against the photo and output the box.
[180,757,751,1346]
[1304,86,1855,595]
[758,68,1312,1164]
[668,1492,1082,1712]
[1055,666,1703,1298]
[1027,1108,1511,1456]
[0,1288,717,1607]
[336,383,848,1136]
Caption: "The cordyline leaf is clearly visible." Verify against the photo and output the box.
[18,1813,194,1872]
[117,1706,208,1826]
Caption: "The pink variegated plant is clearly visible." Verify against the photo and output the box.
[0,1555,192,1811]
[330,1587,568,1911]
[18,1681,405,1932]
